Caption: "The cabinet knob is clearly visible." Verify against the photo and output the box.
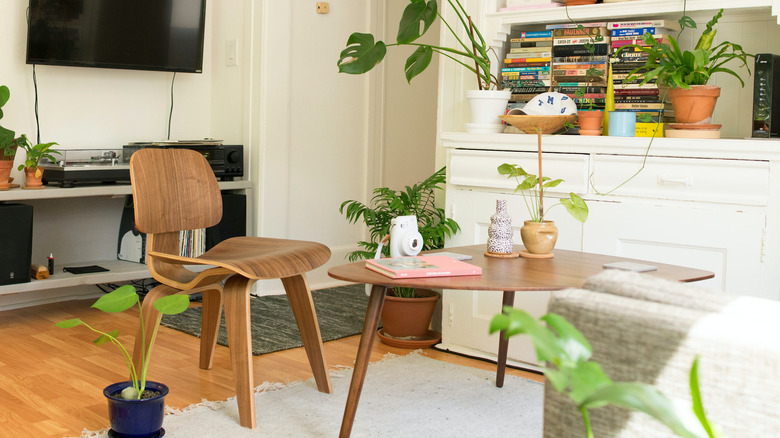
[657,175,692,186]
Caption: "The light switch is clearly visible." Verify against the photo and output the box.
[225,39,238,67]
[316,2,329,14]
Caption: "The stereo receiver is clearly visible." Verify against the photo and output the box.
[123,141,244,180]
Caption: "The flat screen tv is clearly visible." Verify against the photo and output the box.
[26,0,206,73]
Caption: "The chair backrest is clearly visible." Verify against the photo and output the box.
[129,148,222,234]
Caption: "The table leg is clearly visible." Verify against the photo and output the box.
[496,290,516,388]
[340,284,388,438]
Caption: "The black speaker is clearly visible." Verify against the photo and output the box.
[206,193,247,250]
[0,203,34,285]
[752,53,780,138]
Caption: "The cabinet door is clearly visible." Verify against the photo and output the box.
[442,189,583,367]
[583,201,766,296]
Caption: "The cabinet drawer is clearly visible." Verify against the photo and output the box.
[591,155,769,206]
[449,149,589,195]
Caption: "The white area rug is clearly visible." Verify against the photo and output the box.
[73,352,543,438]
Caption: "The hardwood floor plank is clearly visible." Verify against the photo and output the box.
[0,298,543,437]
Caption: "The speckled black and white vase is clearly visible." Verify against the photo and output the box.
[487,200,514,254]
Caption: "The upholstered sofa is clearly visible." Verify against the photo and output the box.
[543,270,780,437]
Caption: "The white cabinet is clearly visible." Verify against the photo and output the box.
[435,1,780,367]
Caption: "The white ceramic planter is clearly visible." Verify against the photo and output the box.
[465,89,511,133]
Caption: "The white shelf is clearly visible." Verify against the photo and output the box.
[441,132,780,161]
[0,180,250,202]
[488,0,776,27]
[0,259,150,296]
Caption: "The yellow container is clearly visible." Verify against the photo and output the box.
[635,122,664,137]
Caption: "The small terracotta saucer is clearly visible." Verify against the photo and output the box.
[377,329,442,349]
[518,250,554,259]
[22,185,46,190]
[578,128,603,136]
[668,123,722,130]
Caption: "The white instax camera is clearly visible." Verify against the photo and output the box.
[389,215,424,257]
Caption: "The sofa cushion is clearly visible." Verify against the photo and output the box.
[543,271,780,437]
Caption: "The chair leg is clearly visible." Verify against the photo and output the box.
[223,275,256,429]
[132,284,179,378]
[282,274,333,394]
[199,286,224,370]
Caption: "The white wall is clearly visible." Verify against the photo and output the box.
[0,0,440,304]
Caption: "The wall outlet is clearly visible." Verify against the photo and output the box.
[316,2,329,14]
[225,39,238,67]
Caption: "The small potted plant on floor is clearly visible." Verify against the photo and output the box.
[17,139,60,188]
[337,0,509,132]
[617,9,753,125]
[497,162,588,257]
[57,285,190,438]
[340,166,460,346]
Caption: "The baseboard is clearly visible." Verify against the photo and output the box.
[434,342,544,374]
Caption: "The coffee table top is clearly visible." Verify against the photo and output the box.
[327,245,714,291]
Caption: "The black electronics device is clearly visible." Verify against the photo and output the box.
[26,0,207,73]
[0,203,34,285]
[123,142,244,181]
[752,53,780,138]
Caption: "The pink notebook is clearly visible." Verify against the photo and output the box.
[365,255,482,279]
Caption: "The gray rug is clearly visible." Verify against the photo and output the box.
[70,351,544,438]
[160,283,372,355]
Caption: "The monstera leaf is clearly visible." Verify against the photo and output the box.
[337,33,387,75]
[396,0,437,44]
[404,46,433,83]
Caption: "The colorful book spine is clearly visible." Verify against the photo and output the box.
[612,39,663,48]
[607,20,681,31]
[504,56,552,62]
[513,31,553,39]
[552,44,610,57]
[552,27,609,38]
[611,27,667,37]
[554,37,610,46]
[502,66,551,72]
[547,21,607,29]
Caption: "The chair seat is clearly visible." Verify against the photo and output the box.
[149,236,331,280]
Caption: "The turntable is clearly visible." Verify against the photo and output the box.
[40,149,129,188]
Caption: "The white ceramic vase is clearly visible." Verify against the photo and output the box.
[465,89,511,134]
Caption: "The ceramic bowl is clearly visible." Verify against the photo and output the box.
[498,114,577,134]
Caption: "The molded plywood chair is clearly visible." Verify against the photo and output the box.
[128,147,332,428]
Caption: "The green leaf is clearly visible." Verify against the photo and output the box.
[569,361,613,405]
[544,367,570,393]
[404,46,433,83]
[541,313,591,363]
[581,382,706,438]
[560,193,588,223]
[338,33,387,75]
[0,85,9,110]
[154,294,190,315]
[689,357,718,437]
[55,318,83,328]
[396,0,437,44]
[542,178,564,188]
[94,329,119,346]
[92,285,139,313]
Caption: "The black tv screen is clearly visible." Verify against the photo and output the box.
[26,0,206,73]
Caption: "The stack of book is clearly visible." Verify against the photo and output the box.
[608,19,680,134]
[502,30,553,110]
[547,22,611,112]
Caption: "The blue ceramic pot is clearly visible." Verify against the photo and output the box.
[104,381,168,438]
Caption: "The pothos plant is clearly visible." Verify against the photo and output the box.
[490,308,721,438]
[337,0,501,90]
[17,139,60,175]
[56,285,190,400]
[340,166,460,298]
[497,163,588,224]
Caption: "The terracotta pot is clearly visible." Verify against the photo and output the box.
[24,166,44,188]
[520,220,558,255]
[0,160,13,186]
[380,288,440,339]
[667,85,721,124]
[566,0,597,4]
[577,110,604,134]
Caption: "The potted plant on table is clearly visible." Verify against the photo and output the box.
[56,285,190,438]
[337,0,509,132]
[340,166,460,346]
[618,9,753,125]
[16,139,60,189]
[497,162,588,257]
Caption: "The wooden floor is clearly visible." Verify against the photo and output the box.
[0,297,543,438]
